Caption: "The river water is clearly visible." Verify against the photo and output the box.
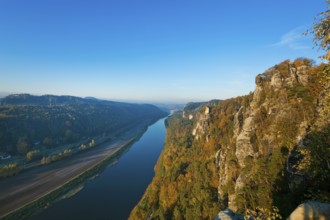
[30,118,166,220]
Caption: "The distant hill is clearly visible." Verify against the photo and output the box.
[83,96,100,101]
[183,100,221,112]
[0,94,115,106]
[0,92,10,99]
[0,94,167,154]
[153,103,186,114]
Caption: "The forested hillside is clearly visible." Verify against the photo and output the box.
[130,58,330,219]
[0,94,167,155]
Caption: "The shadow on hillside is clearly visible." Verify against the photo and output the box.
[273,125,330,218]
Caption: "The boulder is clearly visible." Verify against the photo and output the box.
[287,201,330,220]
[215,209,244,220]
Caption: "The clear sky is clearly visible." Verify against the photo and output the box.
[0,0,327,103]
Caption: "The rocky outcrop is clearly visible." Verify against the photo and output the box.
[270,70,283,90]
[235,116,257,167]
[286,62,310,86]
[287,201,330,220]
[233,107,244,137]
[130,59,329,220]
[192,106,211,140]
[214,209,244,220]
[182,111,194,120]
[215,201,330,220]
[251,74,266,107]
[234,61,314,168]
[216,60,330,215]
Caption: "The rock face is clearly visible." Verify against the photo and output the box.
[287,201,330,220]
[215,60,330,213]
[287,62,310,86]
[214,209,244,220]
[235,116,257,167]
[129,59,330,220]
[215,201,330,220]
[270,70,283,89]
[192,106,211,140]
[233,107,244,137]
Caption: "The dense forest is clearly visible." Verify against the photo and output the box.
[0,94,167,155]
[129,58,330,219]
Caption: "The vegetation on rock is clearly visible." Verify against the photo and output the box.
[130,58,330,219]
[0,94,167,155]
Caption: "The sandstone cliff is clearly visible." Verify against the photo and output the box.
[130,59,330,219]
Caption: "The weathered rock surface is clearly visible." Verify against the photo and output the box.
[129,60,330,220]
[215,201,330,220]
[216,60,330,214]
[214,209,244,220]
[270,70,283,89]
[287,201,330,220]
[192,106,211,140]
[235,116,257,167]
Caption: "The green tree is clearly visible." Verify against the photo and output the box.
[80,144,87,150]
[16,137,30,154]
[89,139,96,147]
[26,150,41,161]
[301,126,330,202]
[307,0,330,61]
[65,129,74,142]
[43,137,53,146]
[0,163,20,177]
[173,206,181,220]
[63,149,72,157]
[41,156,52,165]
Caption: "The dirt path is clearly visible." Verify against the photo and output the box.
[0,121,150,218]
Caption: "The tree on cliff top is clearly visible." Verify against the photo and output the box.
[308,0,330,61]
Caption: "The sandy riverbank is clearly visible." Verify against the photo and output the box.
[0,121,151,219]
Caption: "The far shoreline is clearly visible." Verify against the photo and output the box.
[0,117,163,220]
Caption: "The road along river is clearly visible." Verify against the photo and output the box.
[27,118,167,220]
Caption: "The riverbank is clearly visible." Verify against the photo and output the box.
[0,119,154,219]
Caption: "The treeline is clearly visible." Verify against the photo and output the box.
[0,163,20,178]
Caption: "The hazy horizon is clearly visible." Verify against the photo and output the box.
[0,0,327,102]
[0,91,193,105]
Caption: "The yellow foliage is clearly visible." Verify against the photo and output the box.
[244,206,282,220]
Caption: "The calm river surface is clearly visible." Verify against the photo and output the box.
[30,118,166,220]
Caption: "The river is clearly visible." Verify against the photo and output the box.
[30,117,166,220]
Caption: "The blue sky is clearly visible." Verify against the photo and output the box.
[0,0,327,103]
